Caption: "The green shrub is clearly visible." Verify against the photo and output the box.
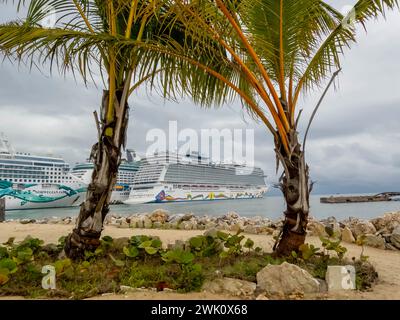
[0,234,380,298]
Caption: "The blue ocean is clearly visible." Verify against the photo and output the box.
[5,194,400,221]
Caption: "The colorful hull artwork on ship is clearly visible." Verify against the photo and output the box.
[0,180,87,209]
[153,190,260,203]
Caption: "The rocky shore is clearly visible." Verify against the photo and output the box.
[6,210,400,251]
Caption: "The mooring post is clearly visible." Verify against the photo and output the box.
[0,198,5,222]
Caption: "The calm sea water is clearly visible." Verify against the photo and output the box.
[5,195,400,221]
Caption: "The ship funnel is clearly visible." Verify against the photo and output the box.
[0,133,15,156]
[126,149,136,162]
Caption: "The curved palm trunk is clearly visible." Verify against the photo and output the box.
[64,89,129,259]
[274,130,310,256]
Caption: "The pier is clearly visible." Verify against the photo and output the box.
[320,192,400,204]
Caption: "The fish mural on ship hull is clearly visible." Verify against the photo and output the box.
[153,190,259,203]
[0,180,86,208]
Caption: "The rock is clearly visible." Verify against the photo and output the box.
[104,215,113,224]
[260,218,272,226]
[229,223,243,233]
[169,221,179,229]
[120,285,136,294]
[128,217,141,228]
[202,277,256,297]
[143,216,153,229]
[256,262,320,296]
[272,229,281,239]
[149,209,169,223]
[360,234,386,250]
[197,216,210,224]
[385,243,399,251]
[203,228,218,238]
[20,219,36,224]
[307,220,327,237]
[316,279,328,292]
[215,221,229,230]
[205,222,217,229]
[167,214,184,223]
[61,217,72,225]
[223,212,240,220]
[48,217,61,224]
[180,213,195,222]
[381,233,392,243]
[251,216,264,224]
[341,226,355,243]
[179,221,195,230]
[287,292,305,300]
[350,220,377,238]
[118,219,130,228]
[107,217,118,226]
[101,293,115,297]
[197,224,205,230]
[256,293,269,300]
[243,225,257,234]
[390,226,400,249]
[153,221,163,229]
[322,216,341,236]
[370,212,400,233]
[134,218,143,228]
[274,219,284,228]
[112,237,130,251]
[162,222,171,230]
[325,265,356,291]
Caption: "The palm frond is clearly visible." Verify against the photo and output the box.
[293,0,399,106]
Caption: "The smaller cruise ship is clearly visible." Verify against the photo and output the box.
[0,134,86,210]
[125,151,268,204]
[71,149,140,204]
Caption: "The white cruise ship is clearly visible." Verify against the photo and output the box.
[125,151,268,204]
[0,134,86,210]
[70,149,140,204]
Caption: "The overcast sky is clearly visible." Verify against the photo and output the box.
[0,1,399,195]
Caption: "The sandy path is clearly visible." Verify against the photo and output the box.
[0,222,399,300]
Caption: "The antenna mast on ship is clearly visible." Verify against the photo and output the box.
[0,133,15,157]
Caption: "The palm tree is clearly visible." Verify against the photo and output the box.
[0,0,224,259]
[135,0,399,256]
[1,0,398,259]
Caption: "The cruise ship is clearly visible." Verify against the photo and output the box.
[0,134,86,210]
[71,149,140,204]
[125,151,268,204]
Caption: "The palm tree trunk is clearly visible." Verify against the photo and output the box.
[64,89,129,259]
[274,130,310,256]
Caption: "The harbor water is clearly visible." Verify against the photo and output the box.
[5,194,400,221]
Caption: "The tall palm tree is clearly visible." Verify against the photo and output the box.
[1,0,398,259]
[0,0,224,259]
[135,0,399,256]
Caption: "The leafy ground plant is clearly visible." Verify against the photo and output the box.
[0,234,378,298]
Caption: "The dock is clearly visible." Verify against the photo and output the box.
[320,192,400,204]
